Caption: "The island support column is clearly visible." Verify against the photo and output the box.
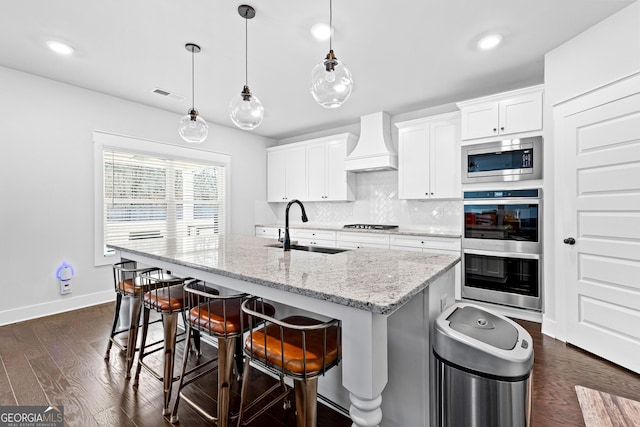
[340,310,388,427]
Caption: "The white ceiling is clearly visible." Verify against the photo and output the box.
[0,0,633,140]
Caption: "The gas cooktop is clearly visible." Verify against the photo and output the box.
[343,224,399,230]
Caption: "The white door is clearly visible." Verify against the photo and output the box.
[284,147,307,201]
[398,123,431,199]
[460,101,498,140]
[430,117,460,199]
[267,150,286,202]
[306,142,326,201]
[325,140,347,200]
[499,91,542,136]
[557,74,640,374]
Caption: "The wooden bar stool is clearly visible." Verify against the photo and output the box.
[237,297,342,427]
[170,281,276,427]
[104,260,162,378]
[133,274,193,415]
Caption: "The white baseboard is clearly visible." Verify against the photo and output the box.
[0,290,114,326]
[541,315,564,341]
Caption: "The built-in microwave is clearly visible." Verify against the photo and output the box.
[462,136,542,184]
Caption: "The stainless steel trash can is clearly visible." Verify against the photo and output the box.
[433,302,534,427]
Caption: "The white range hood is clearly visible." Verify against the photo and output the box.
[345,111,398,172]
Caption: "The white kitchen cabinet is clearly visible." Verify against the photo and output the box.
[295,229,337,248]
[336,231,390,249]
[389,234,461,255]
[396,112,461,200]
[255,226,281,239]
[457,85,543,141]
[306,134,357,201]
[267,146,307,202]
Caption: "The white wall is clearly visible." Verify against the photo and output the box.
[0,65,273,325]
[542,1,640,338]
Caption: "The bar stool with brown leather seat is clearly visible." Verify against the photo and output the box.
[132,273,194,416]
[104,259,163,378]
[237,297,342,427]
[170,281,276,427]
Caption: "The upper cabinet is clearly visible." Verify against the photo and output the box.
[306,134,357,201]
[267,145,307,202]
[267,133,356,203]
[395,112,461,200]
[457,85,543,142]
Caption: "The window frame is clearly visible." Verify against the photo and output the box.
[93,131,231,266]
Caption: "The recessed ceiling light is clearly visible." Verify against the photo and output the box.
[311,23,331,41]
[46,40,74,56]
[477,34,503,51]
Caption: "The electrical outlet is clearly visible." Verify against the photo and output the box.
[60,280,72,295]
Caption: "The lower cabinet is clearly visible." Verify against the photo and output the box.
[256,227,462,260]
[336,232,391,249]
[389,234,461,255]
[255,226,281,239]
[295,229,337,248]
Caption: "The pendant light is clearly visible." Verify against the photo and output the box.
[310,0,353,108]
[178,43,208,143]
[228,5,264,130]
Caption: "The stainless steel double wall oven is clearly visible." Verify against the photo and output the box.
[462,189,542,311]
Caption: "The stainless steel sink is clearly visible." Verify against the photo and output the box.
[265,243,348,254]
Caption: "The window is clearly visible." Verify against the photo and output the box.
[94,132,230,265]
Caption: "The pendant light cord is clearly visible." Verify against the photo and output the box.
[329,0,333,51]
[245,10,249,86]
[191,47,195,110]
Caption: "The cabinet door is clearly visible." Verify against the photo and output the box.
[267,150,287,202]
[325,140,350,200]
[499,92,543,136]
[398,124,430,199]
[255,226,280,239]
[460,102,499,140]
[306,143,327,201]
[284,147,307,201]
[429,119,460,199]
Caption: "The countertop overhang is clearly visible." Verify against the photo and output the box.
[108,235,460,315]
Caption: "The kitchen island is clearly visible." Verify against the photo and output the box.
[109,234,459,427]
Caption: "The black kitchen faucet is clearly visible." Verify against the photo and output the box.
[283,199,308,251]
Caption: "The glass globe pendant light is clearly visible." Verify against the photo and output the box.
[310,0,353,108]
[178,43,208,143]
[228,5,264,130]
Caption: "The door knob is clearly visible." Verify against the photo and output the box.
[563,237,576,245]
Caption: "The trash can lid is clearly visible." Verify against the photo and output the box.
[448,305,518,350]
[433,303,534,378]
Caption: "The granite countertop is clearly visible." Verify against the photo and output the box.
[109,234,460,315]
[256,223,462,239]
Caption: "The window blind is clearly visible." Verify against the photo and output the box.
[103,149,225,250]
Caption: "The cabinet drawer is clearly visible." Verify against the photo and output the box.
[389,235,460,252]
[295,229,336,241]
[337,241,389,250]
[337,232,391,246]
[296,237,337,248]
[255,226,280,239]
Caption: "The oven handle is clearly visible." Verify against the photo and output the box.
[463,199,540,205]
[463,248,541,260]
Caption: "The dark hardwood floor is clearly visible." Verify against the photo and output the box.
[0,303,639,426]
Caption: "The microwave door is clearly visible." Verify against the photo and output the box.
[462,137,542,183]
